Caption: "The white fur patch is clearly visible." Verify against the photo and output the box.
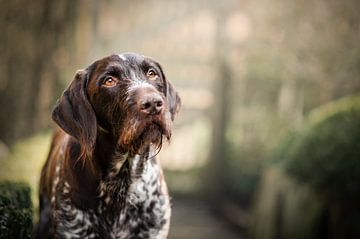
[118,54,127,61]
[109,152,128,178]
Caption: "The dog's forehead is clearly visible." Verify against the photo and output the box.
[118,53,145,62]
[100,53,157,69]
[100,54,140,65]
[117,53,160,70]
[86,53,162,85]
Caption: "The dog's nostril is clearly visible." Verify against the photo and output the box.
[155,100,163,108]
[141,102,152,110]
[139,98,164,115]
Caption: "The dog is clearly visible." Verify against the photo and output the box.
[36,53,181,239]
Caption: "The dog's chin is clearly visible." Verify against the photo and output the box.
[118,120,170,155]
[141,122,163,141]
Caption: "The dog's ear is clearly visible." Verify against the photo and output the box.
[154,61,181,120]
[166,80,181,121]
[52,69,97,159]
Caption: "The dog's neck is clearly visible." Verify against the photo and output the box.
[94,127,153,174]
[94,128,160,210]
[66,127,161,210]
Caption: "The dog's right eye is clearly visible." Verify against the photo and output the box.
[103,77,117,87]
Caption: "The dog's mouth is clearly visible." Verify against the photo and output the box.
[140,122,164,142]
[137,117,171,142]
[118,115,171,154]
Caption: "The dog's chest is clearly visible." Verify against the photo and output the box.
[54,155,170,239]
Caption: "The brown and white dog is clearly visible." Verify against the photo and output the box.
[36,53,181,239]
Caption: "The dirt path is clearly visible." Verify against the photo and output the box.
[168,198,244,239]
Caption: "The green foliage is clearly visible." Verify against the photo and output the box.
[252,96,360,239]
[273,95,360,202]
[0,181,33,239]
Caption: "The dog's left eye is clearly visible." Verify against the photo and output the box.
[147,69,158,80]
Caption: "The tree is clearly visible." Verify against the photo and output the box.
[0,0,78,145]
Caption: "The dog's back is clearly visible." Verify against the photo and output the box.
[36,128,66,238]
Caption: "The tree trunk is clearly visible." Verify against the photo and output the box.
[0,0,78,145]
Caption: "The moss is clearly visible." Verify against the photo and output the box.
[0,181,33,239]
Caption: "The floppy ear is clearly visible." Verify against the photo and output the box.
[52,70,97,159]
[154,61,181,120]
[166,80,181,121]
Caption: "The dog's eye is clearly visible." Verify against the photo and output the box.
[147,69,158,80]
[103,77,117,87]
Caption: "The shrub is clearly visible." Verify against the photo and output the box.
[279,95,360,202]
[0,181,33,239]
[252,95,360,239]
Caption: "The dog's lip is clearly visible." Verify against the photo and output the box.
[145,120,165,133]
[142,114,165,127]
[133,118,164,135]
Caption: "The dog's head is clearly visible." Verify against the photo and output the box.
[52,53,181,158]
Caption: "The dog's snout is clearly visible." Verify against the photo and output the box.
[138,93,164,115]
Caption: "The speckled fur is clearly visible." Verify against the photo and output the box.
[50,148,170,239]
[36,53,180,239]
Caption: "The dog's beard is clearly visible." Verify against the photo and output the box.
[117,113,172,155]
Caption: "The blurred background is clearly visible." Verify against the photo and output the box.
[0,0,359,238]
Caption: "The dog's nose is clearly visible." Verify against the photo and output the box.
[138,93,164,115]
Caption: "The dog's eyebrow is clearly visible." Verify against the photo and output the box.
[96,65,123,84]
[105,65,122,75]
[142,60,160,72]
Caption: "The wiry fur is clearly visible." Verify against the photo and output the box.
[36,53,180,239]
[51,150,170,239]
